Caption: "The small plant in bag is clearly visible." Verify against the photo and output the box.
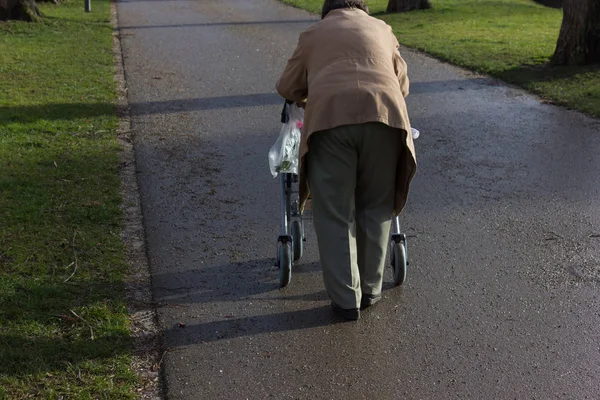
[268,104,304,177]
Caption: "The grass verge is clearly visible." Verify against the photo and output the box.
[280,0,600,118]
[0,0,137,397]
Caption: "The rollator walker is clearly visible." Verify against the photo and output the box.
[274,101,409,288]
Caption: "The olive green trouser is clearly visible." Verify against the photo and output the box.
[307,122,401,310]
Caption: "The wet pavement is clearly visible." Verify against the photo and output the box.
[116,0,600,398]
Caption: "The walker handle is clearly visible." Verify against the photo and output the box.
[281,99,294,124]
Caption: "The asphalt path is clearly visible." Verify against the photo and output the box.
[116,0,600,398]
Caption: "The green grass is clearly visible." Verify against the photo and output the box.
[280,0,600,118]
[0,0,137,398]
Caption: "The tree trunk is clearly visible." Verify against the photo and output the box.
[387,0,432,13]
[0,0,42,21]
[551,0,600,65]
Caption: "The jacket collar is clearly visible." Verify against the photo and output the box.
[324,8,369,19]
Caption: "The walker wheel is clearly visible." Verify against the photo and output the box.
[391,241,407,286]
[279,242,292,288]
[291,220,303,262]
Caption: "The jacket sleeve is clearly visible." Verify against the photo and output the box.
[276,34,308,103]
[391,32,410,98]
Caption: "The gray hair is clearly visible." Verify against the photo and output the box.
[321,0,369,19]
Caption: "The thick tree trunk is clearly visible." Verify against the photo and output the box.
[551,0,600,65]
[0,0,42,21]
[387,0,432,13]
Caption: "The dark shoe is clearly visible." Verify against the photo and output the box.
[360,293,382,310]
[331,302,360,321]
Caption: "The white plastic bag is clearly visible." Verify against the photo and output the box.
[268,103,304,177]
[411,127,420,139]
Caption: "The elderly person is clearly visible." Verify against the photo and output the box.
[276,0,416,320]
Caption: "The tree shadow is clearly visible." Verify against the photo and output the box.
[151,258,327,306]
[130,93,282,116]
[117,0,199,3]
[410,78,497,94]
[117,0,189,3]
[0,332,130,377]
[496,62,600,86]
[0,278,134,378]
[532,0,562,9]
[164,306,343,347]
[151,258,346,349]
[152,258,278,305]
[118,19,317,31]
[0,93,283,125]
[495,62,600,116]
[1,102,115,125]
[2,280,125,322]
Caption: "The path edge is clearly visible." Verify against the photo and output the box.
[111,1,165,398]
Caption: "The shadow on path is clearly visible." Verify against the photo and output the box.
[152,259,328,306]
[119,19,316,30]
[0,93,283,125]
[164,306,341,347]
[130,93,283,115]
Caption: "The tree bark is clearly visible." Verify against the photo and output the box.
[551,0,600,65]
[387,0,432,13]
[0,0,42,21]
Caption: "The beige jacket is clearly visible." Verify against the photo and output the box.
[276,8,416,215]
